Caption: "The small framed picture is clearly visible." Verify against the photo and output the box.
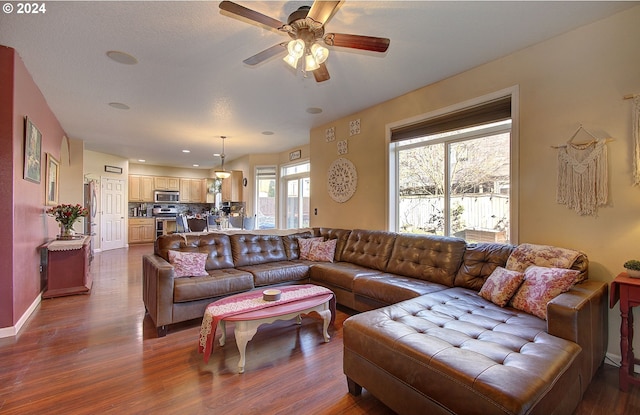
[24,117,42,183]
[104,165,123,174]
[46,153,60,206]
[289,149,301,161]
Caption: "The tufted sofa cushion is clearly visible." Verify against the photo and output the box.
[281,231,314,260]
[155,233,235,270]
[454,242,516,291]
[230,233,288,266]
[340,229,397,271]
[386,234,467,286]
[344,288,582,415]
[315,228,352,262]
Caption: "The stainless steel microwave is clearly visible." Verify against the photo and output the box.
[154,190,179,203]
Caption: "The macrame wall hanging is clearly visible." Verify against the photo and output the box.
[553,125,612,216]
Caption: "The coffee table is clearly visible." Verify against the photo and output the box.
[216,291,334,373]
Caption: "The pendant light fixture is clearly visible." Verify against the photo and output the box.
[214,136,231,179]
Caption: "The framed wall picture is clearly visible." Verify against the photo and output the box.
[289,149,301,161]
[46,153,60,206]
[24,117,42,183]
[104,165,123,174]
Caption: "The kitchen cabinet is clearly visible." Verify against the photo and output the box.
[179,178,205,203]
[221,171,243,202]
[190,179,205,202]
[41,236,92,298]
[129,175,154,202]
[154,176,180,191]
[129,218,155,243]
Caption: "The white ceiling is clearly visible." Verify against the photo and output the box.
[0,1,635,168]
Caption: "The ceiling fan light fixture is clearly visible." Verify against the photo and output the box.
[287,39,305,59]
[311,43,329,64]
[283,53,299,69]
[305,53,320,72]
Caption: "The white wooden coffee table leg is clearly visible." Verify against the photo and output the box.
[318,309,331,342]
[235,321,258,373]
[218,320,226,347]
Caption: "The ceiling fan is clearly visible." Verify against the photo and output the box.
[219,0,390,82]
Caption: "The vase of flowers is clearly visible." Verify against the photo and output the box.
[47,204,89,240]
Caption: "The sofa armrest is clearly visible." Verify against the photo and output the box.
[547,280,608,395]
[142,254,176,331]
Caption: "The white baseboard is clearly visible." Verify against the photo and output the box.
[0,294,42,338]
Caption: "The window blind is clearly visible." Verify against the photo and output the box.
[391,96,512,143]
[256,166,277,177]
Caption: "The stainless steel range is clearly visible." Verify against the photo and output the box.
[152,205,178,217]
[152,205,178,239]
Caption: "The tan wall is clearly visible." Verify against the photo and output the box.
[224,144,310,218]
[310,6,640,359]
[129,163,210,179]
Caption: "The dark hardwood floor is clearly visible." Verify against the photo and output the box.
[0,244,638,414]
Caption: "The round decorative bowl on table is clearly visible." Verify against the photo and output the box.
[263,289,281,301]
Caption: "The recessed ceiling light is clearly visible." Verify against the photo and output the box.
[306,107,322,114]
[262,131,274,136]
[213,153,221,157]
[106,50,138,65]
[108,102,130,110]
[182,149,190,153]
[138,159,146,162]
[192,164,199,167]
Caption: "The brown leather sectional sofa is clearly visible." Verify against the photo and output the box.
[142,227,607,414]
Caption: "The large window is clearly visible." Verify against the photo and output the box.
[391,96,514,243]
[255,166,277,229]
[281,161,310,229]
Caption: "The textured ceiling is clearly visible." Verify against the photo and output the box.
[0,1,635,168]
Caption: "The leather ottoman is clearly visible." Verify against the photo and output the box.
[344,288,583,415]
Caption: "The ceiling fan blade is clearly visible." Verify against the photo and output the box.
[242,43,287,66]
[219,1,284,30]
[324,33,390,52]
[307,1,341,25]
[313,63,330,83]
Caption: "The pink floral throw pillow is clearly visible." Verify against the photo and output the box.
[297,237,324,260]
[168,250,209,278]
[479,267,525,307]
[307,239,338,262]
[510,266,580,320]
[505,243,581,274]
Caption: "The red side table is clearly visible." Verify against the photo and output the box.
[610,272,640,391]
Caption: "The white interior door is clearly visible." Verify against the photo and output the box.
[101,177,126,251]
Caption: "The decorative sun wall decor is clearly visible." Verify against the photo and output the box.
[327,157,357,203]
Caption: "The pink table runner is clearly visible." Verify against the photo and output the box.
[199,284,334,362]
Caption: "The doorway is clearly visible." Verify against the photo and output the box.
[100,177,126,250]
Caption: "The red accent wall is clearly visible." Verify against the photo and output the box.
[0,45,65,329]
[0,46,14,328]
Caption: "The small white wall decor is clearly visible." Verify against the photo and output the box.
[337,139,348,155]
